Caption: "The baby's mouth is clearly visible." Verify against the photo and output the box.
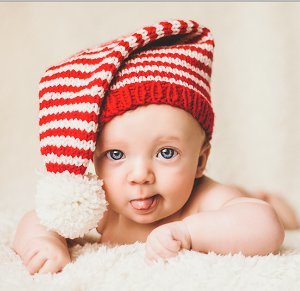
[130,195,159,211]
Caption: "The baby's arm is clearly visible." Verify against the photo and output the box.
[145,197,284,261]
[13,210,71,274]
[182,197,285,256]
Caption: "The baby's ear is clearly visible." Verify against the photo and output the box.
[195,142,211,178]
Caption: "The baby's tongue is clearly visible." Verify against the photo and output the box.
[130,196,155,210]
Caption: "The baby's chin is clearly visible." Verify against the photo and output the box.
[130,215,159,225]
[127,207,181,225]
[127,211,163,225]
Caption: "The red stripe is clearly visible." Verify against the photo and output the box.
[190,20,200,30]
[177,20,188,34]
[123,59,210,88]
[40,127,97,142]
[40,95,101,110]
[41,145,93,159]
[47,57,106,72]
[40,61,119,83]
[41,70,93,83]
[132,32,145,47]
[200,27,211,39]
[144,26,158,42]
[39,79,110,98]
[159,21,173,36]
[46,50,124,73]
[39,111,98,126]
[46,163,87,175]
[137,44,213,61]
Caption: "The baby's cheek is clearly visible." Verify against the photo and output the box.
[164,166,195,190]
[161,174,193,207]
[101,172,126,203]
[93,158,105,178]
[176,172,196,199]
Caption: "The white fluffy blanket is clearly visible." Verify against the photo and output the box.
[1,209,300,291]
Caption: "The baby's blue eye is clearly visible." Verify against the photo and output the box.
[106,150,125,160]
[157,148,178,160]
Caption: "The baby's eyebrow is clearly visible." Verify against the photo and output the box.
[99,140,127,149]
[154,136,182,142]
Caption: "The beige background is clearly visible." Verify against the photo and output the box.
[0,3,299,214]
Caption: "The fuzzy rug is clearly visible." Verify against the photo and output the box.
[1,209,300,291]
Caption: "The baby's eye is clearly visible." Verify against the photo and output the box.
[106,150,125,160]
[156,148,178,160]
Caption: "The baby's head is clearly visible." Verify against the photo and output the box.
[94,104,210,225]
[36,19,215,238]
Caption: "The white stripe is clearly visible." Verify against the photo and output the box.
[194,43,213,52]
[39,70,113,90]
[123,35,138,49]
[44,57,120,78]
[200,35,213,43]
[39,103,99,118]
[110,75,210,101]
[40,136,95,151]
[136,28,151,43]
[127,56,210,81]
[44,153,90,167]
[113,45,128,57]
[52,49,114,71]
[45,64,99,77]
[39,85,105,103]
[171,20,182,33]
[40,119,98,134]
[185,20,197,33]
[139,47,213,65]
[154,23,165,38]
[117,65,210,92]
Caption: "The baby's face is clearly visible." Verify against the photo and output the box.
[93,104,206,225]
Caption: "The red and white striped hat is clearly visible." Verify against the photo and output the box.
[36,19,215,238]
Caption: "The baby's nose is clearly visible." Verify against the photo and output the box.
[127,159,155,185]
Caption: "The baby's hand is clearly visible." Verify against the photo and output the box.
[145,221,191,263]
[17,235,71,275]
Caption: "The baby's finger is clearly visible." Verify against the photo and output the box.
[22,248,38,266]
[38,259,62,274]
[145,241,161,263]
[26,253,47,275]
[157,234,181,253]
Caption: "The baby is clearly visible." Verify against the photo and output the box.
[13,19,298,275]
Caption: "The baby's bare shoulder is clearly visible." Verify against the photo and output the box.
[191,176,245,212]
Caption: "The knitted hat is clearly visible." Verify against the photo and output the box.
[37,19,215,239]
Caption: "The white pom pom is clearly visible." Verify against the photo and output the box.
[35,172,107,239]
